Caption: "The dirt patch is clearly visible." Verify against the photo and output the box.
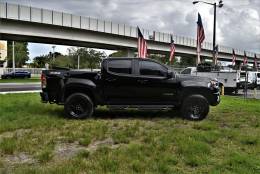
[53,138,121,160]
[3,152,37,166]
[54,141,85,160]
[87,138,114,151]
[0,129,31,140]
[1,137,122,167]
[0,132,13,139]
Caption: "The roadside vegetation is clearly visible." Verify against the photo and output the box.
[0,93,259,173]
[0,77,40,83]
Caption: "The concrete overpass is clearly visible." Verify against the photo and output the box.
[0,2,259,63]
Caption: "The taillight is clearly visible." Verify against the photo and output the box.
[41,73,47,89]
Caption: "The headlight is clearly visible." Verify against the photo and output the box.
[208,80,218,89]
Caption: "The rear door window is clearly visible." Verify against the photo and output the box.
[139,60,167,77]
[108,59,132,74]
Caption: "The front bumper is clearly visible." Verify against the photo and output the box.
[209,85,220,106]
[211,91,220,106]
[40,92,49,103]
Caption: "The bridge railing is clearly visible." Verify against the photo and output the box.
[0,2,259,58]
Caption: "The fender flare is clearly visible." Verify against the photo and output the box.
[62,78,97,102]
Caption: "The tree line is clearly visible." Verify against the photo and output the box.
[32,47,106,69]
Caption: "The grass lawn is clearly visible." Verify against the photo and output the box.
[0,78,40,83]
[0,94,259,174]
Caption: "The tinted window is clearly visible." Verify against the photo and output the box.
[181,68,191,74]
[257,73,260,78]
[108,59,132,74]
[139,61,167,77]
[240,73,246,78]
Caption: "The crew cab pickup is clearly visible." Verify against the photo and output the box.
[40,58,220,120]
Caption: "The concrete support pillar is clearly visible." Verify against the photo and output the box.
[12,41,15,72]
[125,49,135,57]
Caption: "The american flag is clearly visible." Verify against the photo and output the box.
[243,51,248,65]
[197,13,205,53]
[169,35,176,63]
[254,54,258,69]
[232,49,236,65]
[137,27,147,58]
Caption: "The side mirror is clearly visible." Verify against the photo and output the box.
[167,70,173,79]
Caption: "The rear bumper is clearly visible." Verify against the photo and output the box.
[40,92,49,103]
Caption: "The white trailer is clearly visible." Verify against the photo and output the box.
[180,67,239,93]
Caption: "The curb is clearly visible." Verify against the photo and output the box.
[0,90,41,95]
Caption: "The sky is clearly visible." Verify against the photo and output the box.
[1,0,259,60]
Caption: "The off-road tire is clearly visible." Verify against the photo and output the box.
[64,93,93,119]
[181,95,209,121]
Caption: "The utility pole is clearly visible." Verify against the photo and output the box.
[77,54,80,69]
[12,41,15,72]
[213,2,216,65]
[52,45,56,60]
[77,48,81,69]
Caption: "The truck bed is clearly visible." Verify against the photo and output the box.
[41,69,99,104]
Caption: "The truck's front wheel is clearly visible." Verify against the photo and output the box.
[64,93,94,119]
[181,95,209,121]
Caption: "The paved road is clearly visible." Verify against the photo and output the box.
[0,83,41,92]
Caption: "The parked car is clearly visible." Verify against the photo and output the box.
[1,71,31,79]
[40,58,220,121]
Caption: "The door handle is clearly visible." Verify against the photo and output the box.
[137,79,148,84]
[106,78,116,82]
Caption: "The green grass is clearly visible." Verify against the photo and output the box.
[0,78,40,83]
[0,94,259,174]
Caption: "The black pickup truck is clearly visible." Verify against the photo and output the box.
[40,58,220,120]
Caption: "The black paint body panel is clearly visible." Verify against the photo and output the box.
[41,58,220,107]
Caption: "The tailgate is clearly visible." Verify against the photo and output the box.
[41,70,67,103]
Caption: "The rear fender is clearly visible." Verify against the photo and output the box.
[62,78,97,103]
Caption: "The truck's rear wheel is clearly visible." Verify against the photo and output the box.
[181,95,209,121]
[64,93,93,119]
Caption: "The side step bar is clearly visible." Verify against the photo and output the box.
[108,105,174,110]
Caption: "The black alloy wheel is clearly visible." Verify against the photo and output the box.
[181,95,209,121]
[64,93,93,119]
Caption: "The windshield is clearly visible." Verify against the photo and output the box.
[180,68,192,74]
